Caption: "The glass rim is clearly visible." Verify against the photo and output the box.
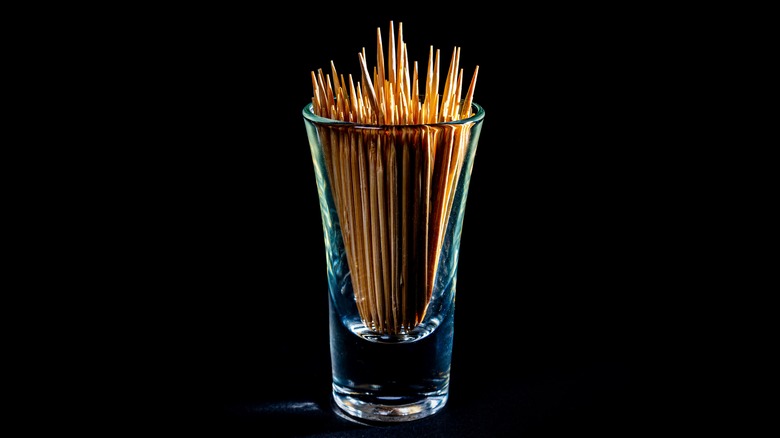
[302,101,484,128]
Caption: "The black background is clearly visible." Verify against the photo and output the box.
[131,4,685,436]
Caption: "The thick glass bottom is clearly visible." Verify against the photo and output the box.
[332,384,448,423]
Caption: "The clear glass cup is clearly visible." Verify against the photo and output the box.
[303,101,485,423]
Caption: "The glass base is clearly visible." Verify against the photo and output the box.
[331,385,448,423]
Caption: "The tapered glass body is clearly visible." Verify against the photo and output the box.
[303,101,484,422]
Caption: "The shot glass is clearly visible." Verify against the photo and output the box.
[303,100,485,422]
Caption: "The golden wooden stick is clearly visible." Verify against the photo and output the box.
[310,22,479,334]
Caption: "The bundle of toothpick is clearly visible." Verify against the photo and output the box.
[311,21,479,335]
